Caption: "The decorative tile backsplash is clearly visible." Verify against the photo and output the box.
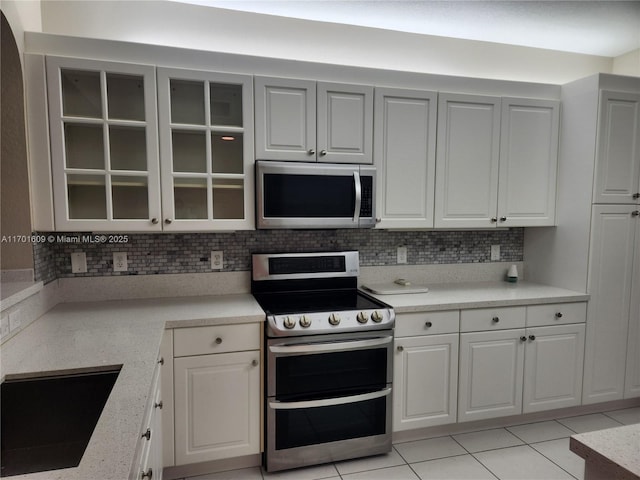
[33,229,523,284]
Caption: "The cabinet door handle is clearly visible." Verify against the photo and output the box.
[632,193,640,199]
[529,335,536,341]
[164,218,173,224]
[491,217,498,223]
[520,336,527,342]
[154,400,163,409]
[499,216,507,222]
[492,317,500,323]
[307,148,315,156]
[425,321,433,328]
[319,149,327,156]
[397,345,404,352]
[555,312,563,319]
[141,428,151,441]
[151,218,159,225]
[158,357,164,365]
[141,468,153,479]
[632,211,640,217]
[251,359,259,367]
[215,337,223,345]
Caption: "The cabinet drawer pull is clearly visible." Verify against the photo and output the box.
[141,467,153,479]
[141,428,151,441]
[154,400,163,409]
[158,357,164,365]
[397,345,404,352]
[424,321,433,328]
[492,317,500,323]
[520,336,527,342]
[555,312,563,319]
[215,337,223,345]
[251,359,259,367]
[529,335,536,341]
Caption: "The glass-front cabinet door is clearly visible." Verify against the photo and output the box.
[46,56,161,231]
[157,68,254,230]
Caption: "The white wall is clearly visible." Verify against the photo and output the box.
[0,0,41,63]
[39,0,615,84]
[613,49,640,77]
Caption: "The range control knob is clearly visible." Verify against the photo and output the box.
[283,316,296,329]
[299,315,312,328]
[356,312,369,324]
[371,311,384,323]
[328,313,341,326]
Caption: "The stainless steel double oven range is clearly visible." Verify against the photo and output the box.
[251,251,395,472]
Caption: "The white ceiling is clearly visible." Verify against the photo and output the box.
[174,0,640,57]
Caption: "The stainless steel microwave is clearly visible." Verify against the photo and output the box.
[255,161,376,229]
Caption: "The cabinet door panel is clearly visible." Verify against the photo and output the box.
[435,93,501,228]
[594,91,640,204]
[254,77,316,161]
[498,98,559,226]
[583,205,636,404]
[393,334,458,431]
[625,216,640,398]
[523,324,585,413]
[374,88,437,228]
[174,351,260,465]
[317,82,373,164]
[458,329,524,422]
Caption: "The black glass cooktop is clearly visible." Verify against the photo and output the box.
[253,290,384,315]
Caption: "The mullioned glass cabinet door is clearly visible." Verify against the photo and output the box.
[157,68,254,231]
[46,56,161,231]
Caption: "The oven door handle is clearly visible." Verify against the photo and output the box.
[269,336,392,355]
[269,387,391,410]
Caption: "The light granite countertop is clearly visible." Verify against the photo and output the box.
[0,293,264,480]
[363,281,589,312]
[570,424,640,479]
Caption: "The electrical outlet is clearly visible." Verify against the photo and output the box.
[71,252,87,273]
[113,252,128,272]
[491,245,501,261]
[8,309,22,332]
[397,246,408,264]
[211,251,223,270]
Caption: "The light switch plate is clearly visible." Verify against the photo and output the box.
[397,246,408,264]
[71,252,87,273]
[113,252,128,272]
[211,251,223,270]
[491,245,501,261]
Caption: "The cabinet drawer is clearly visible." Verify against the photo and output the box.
[396,311,459,337]
[526,302,587,327]
[460,306,526,332]
[174,323,260,357]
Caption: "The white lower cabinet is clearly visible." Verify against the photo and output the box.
[522,324,585,413]
[394,333,459,431]
[174,350,261,465]
[135,358,164,480]
[458,303,587,423]
[458,329,525,422]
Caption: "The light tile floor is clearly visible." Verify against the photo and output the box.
[183,407,640,480]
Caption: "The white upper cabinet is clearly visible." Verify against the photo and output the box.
[593,90,640,204]
[435,93,501,229]
[498,98,559,226]
[435,93,559,228]
[255,76,373,164]
[374,88,437,228]
[46,56,162,231]
[157,68,254,231]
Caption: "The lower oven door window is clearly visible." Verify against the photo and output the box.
[270,388,391,450]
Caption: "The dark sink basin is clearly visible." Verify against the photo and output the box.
[0,366,121,477]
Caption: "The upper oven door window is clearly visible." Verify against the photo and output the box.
[268,335,392,401]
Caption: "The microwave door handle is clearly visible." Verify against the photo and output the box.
[353,171,361,224]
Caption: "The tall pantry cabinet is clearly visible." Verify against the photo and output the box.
[524,74,640,405]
